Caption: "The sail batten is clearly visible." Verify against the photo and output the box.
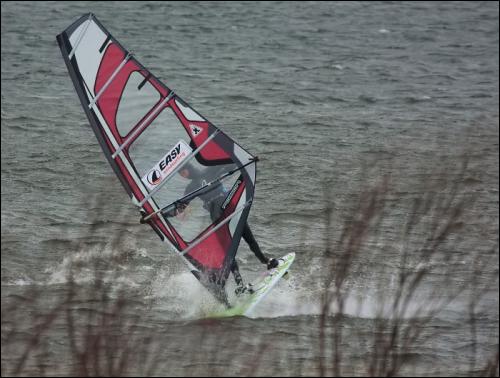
[89,53,132,109]
[112,91,175,159]
[137,129,220,207]
[68,13,92,59]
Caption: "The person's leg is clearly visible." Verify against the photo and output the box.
[207,273,231,308]
[231,260,244,287]
[242,223,268,265]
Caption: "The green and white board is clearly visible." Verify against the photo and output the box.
[208,252,295,318]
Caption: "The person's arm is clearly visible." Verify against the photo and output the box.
[161,201,188,218]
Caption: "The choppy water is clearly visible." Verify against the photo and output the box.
[1,1,499,376]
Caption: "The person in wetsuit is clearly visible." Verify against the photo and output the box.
[170,162,278,295]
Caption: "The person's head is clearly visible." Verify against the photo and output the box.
[178,162,196,179]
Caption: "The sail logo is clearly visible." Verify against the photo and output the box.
[189,124,202,138]
[222,179,242,209]
[142,139,193,190]
[147,169,162,186]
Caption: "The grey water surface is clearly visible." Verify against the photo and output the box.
[1,1,498,376]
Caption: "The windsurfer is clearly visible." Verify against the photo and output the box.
[171,163,279,295]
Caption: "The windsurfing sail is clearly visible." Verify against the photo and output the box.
[56,13,257,304]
